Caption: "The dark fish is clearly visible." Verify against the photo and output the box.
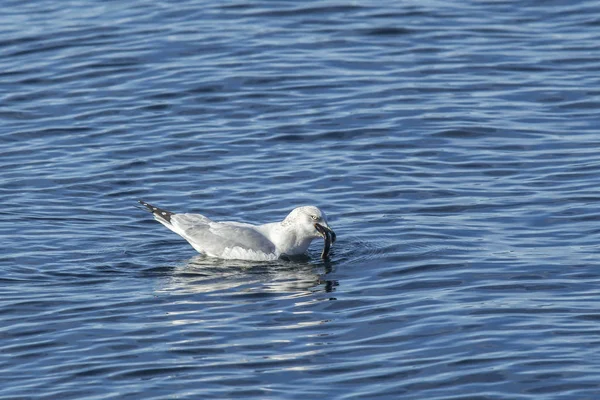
[321,229,332,259]
[314,222,335,259]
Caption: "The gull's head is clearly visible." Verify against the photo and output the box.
[283,206,336,243]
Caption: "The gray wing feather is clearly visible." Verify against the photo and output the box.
[172,213,212,228]
[171,214,276,255]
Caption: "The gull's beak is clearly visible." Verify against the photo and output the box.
[315,223,336,244]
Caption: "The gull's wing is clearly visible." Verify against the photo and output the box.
[171,214,277,259]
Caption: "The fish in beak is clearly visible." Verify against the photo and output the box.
[315,223,336,259]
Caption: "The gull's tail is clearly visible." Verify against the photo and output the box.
[138,200,176,225]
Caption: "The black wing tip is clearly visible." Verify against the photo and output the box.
[138,200,175,223]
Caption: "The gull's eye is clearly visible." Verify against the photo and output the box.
[311,215,319,221]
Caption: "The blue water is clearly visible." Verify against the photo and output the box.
[2,0,600,398]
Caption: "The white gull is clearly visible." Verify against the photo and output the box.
[139,200,336,261]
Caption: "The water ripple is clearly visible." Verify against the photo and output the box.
[2,0,600,398]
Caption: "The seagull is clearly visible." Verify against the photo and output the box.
[138,200,336,261]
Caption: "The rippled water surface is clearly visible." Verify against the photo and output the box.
[3,1,600,398]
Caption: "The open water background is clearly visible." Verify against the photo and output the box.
[2,1,600,398]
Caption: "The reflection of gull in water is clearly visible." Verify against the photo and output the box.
[138,201,336,261]
[155,255,338,295]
